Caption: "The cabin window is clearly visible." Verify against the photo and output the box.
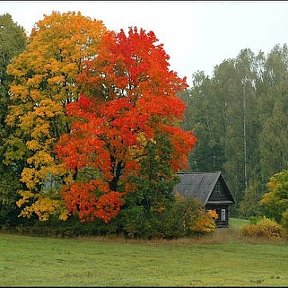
[221,209,226,221]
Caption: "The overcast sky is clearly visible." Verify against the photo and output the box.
[1,1,288,87]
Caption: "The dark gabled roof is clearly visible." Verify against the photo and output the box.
[175,171,235,205]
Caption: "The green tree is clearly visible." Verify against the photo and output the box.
[119,132,180,238]
[180,71,225,173]
[260,100,288,180]
[224,49,261,208]
[0,13,26,226]
[258,44,288,183]
[239,179,262,218]
[182,49,263,215]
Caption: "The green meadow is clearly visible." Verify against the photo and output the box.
[1,219,287,287]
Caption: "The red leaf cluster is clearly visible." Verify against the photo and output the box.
[55,27,196,222]
[61,180,122,223]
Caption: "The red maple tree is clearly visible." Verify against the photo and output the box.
[55,27,196,222]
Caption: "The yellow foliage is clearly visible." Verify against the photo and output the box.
[16,190,35,208]
[9,84,29,101]
[6,11,107,221]
[26,139,42,151]
[30,122,50,138]
[26,75,44,88]
[33,99,63,118]
[27,151,54,167]
[128,133,157,161]
[64,173,74,185]
[47,75,65,85]
[260,192,273,206]
[193,209,217,234]
[19,112,37,132]
[19,197,62,221]
[30,90,42,101]
[137,132,148,146]
[20,168,35,185]
[59,209,71,221]
[5,105,24,126]
[241,217,285,239]
[38,164,66,179]
[62,62,78,75]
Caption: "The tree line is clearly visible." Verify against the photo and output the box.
[180,46,288,218]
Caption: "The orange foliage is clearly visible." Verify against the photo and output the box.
[207,209,218,219]
[55,27,196,222]
[61,180,122,223]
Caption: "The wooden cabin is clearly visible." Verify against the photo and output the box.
[175,172,236,228]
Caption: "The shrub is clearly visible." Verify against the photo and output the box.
[117,203,185,239]
[117,194,217,239]
[192,209,217,234]
[12,193,217,239]
[241,217,285,239]
[173,194,217,236]
[15,215,121,238]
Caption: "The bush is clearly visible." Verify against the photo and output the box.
[117,195,217,239]
[14,215,121,238]
[241,217,285,239]
[116,202,185,239]
[10,193,217,240]
[193,209,217,234]
[171,194,216,236]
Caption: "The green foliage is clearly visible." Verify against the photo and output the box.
[179,72,226,173]
[241,217,285,239]
[0,13,26,150]
[239,179,262,218]
[0,167,23,227]
[116,193,216,239]
[116,206,183,239]
[181,49,261,211]
[260,100,288,181]
[14,215,119,237]
[113,133,181,239]
[0,13,26,226]
[3,13,288,233]
[0,13,26,93]
[174,195,217,235]
[181,44,288,217]
[13,194,216,240]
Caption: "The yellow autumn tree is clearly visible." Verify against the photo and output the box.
[4,11,107,220]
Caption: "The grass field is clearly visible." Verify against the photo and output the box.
[1,218,287,287]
